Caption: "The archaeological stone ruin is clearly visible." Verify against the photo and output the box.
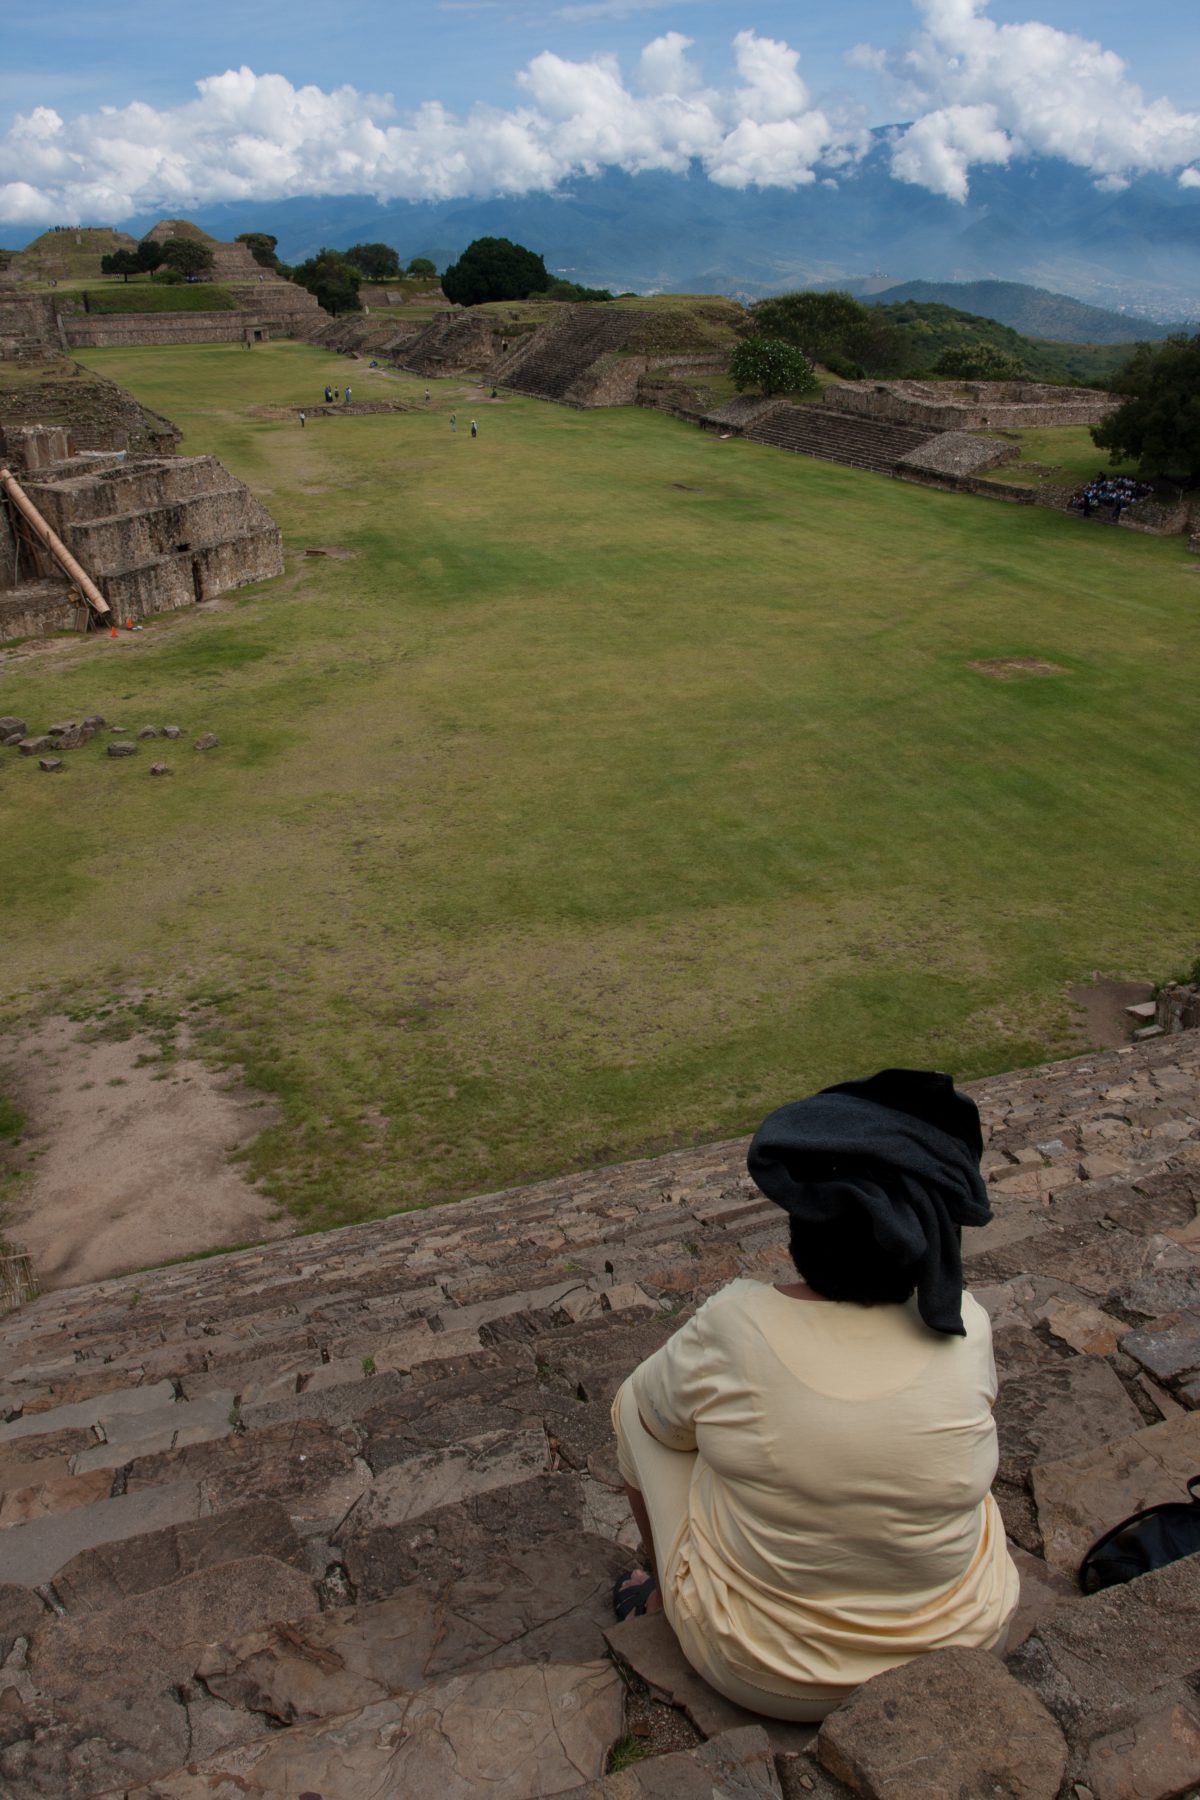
[0,423,282,638]
[0,1031,1198,1798]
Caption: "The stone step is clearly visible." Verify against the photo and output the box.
[112,1659,626,1800]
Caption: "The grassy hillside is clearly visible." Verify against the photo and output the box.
[878,301,1138,385]
[80,283,237,314]
[871,280,1171,346]
[3,342,1196,1233]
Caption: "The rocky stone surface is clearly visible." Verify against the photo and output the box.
[122,1661,625,1799]
[37,758,62,772]
[106,740,136,758]
[817,1648,1068,1799]
[194,732,219,751]
[0,1033,1195,1797]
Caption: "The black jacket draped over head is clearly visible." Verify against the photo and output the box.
[746,1068,991,1336]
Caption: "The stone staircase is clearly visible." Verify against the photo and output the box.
[494,310,643,405]
[1,1035,1198,1798]
[744,405,940,475]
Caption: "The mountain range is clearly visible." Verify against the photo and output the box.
[13,137,1200,322]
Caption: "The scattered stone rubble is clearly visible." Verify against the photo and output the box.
[0,1033,1197,1798]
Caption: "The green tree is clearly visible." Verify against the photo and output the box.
[748,290,908,376]
[344,242,401,280]
[1091,334,1200,483]
[236,232,279,270]
[729,337,819,397]
[135,239,163,274]
[159,237,215,277]
[933,343,1026,381]
[406,256,437,279]
[291,248,363,315]
[441,237,550,307]
[100,249,142,282]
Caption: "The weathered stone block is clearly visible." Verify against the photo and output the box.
[1032,1412,1200,1574]
[994,1356,1143,1489]
[1008,1551,1200,1729]
[18,736,56,755]
[194,732,219,751]
[49,1498,307,1613]
[120,1660,625,1799]
[37,757,63,772]
[1121,1310,1200,1384]
[0,716,28,738]
[1085,1702,1200,1800]
[107,740,137,758]
[816,1647,1067,1800]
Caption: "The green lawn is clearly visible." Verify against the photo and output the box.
[3,341,1197,1231]
[984,424,1141,489]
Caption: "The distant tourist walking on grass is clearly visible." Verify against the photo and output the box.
[470,419,478,438]
[345,386,352,404]
[450,414,457,432]
[425,388,431,404]
[299,410,306,428]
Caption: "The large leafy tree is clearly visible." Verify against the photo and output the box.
[100,250,142,282]
[159,237,215,277]
[1091,334,1200,484]
[236,232,279,270]
[749,291,907,376]
[729,337,819,397]
[291,248,363,315]
[344,242,401,280]
[406,257,437,279]
[441,237,550,306]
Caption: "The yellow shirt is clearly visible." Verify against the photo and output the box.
[630,1278,1019,1699]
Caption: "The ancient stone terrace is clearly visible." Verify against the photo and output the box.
[744,403,940,475]
[1,1034,1198,1797]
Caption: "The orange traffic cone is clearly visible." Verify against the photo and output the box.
[110,626,117,638]
[126,616,134,630]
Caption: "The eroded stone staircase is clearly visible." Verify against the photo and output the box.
[744,405,940,475]
[1,1036,1198,1798]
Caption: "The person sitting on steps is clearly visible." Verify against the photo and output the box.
[611,1067,1019,1722]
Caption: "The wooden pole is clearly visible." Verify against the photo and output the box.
[0,466,111,623]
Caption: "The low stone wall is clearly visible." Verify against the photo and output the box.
[897,431,1018,478]
[566,352,645,407]
[64,313,256,348]
[0,584,81,638]
[1157,982,1200,1032]
[828,379,1117,432]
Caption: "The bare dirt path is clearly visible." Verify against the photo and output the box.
[0,1017,291,1292]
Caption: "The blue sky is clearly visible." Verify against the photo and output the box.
[4,1,1195,123]
[2,1,1198,225]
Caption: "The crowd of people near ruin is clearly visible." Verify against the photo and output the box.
[1070,472,1153,519]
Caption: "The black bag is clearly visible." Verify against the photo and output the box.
[1078,1473,1200,1593]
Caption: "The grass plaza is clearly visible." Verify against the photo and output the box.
[3,341,1198,1234]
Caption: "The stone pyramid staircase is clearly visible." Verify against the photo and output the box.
[744,405,940,475]
[17,455,282,618]
[1,1035,1198,1798]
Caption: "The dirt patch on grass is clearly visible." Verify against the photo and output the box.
[970,657,1068,680]
[0,1017,291,1291]
[303,545,356,559]
[1066,976,1155,1050]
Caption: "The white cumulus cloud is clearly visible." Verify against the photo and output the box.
[0,7,1198,224]
[0,34,869,224]
[861,0,1200,200]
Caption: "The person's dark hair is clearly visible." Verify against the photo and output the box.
[788,1212,917,1306]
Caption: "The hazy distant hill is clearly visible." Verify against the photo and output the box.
[864,279,1173,344]
[14,136,1200,319]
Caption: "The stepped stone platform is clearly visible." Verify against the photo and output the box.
[1,1034,1198,1797]
[744,403,939,475]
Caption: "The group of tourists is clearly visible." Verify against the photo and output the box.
[1070,473,1153,519]
[322,386,352,404]
[448,415,479,438]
